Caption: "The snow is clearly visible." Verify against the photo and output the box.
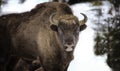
[0,0,112,71]
[1,0,49,15]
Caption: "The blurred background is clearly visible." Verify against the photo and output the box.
[0,0,120,71]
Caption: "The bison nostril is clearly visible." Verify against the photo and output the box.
[65,39,74,45]
[64,42,74,47]
[67,42,72,45]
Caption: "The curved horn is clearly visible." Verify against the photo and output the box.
[49,13,58,24]
[79,13,88,25]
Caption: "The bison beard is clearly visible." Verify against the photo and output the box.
[0,2,87,71]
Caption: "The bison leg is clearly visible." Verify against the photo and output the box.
[14,56,44,71]
[13,58,30,71]
[35,67,44,71]
[31,56,44,71]
[6,55,20,71]
[0,64,6,71]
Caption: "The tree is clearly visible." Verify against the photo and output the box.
[18,0,26,4]
[94,0,120,71]
[106,15,120,71]
[0,0,2,14]
[52,0,102,5]
[0,0,2,5]
[0,0,8,14]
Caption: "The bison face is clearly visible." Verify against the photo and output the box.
[57,23,80,52]
[50,13,87,52]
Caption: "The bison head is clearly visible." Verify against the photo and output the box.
[49,13,87,52]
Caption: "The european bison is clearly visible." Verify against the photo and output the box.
[0,2,87,71]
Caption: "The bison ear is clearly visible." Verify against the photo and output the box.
[50,24,58,32]
[79,24,87,31]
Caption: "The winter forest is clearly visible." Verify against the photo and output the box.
[0,0,120,71]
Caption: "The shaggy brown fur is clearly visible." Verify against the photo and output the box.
[0,2,86,71]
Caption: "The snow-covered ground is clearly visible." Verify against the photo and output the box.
[0,0,112,71]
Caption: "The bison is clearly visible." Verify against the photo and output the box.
[0,2,87,71]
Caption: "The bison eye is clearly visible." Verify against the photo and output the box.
[50,24,58,32]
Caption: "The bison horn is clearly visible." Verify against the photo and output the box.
[79,13,87,25]
[49,13,58,32]
[49,13,58,25]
